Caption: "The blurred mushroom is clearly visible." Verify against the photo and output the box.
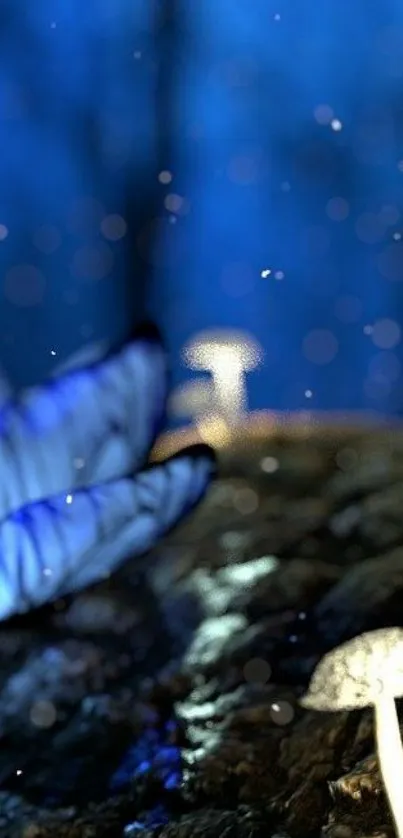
[183,330,262,424]
[168,379,233,447]
[168,379,216,423]
[300,627,403,838]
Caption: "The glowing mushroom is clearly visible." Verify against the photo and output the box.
[183,330,262,425]
[300,627,403,838]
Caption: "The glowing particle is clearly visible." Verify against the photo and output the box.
[43,568,52,577]
[305,389,313,398]
[50,349,56,356]
[66,494,73,505]
[133,51,142,59]
[0,224,9,240]
[331,118,343,132]
[393,232,402,240]
[261,268,271,278]
[73,457,85,469]
[363,324,374,335]
[274,270,285,280]
[16,770,23,776]
[274,13,281,20]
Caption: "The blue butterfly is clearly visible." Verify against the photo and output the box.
[0,325,216,621]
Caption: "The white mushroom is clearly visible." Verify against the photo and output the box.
[183,330,262,425]
[300,627,403,838]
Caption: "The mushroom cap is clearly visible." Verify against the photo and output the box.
[300,627,403,712]
[183,330,261,370]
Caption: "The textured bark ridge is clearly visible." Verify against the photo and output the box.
[0,425,402,838]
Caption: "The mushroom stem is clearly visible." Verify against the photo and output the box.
[375,695,403,838]
[209,356,246,424]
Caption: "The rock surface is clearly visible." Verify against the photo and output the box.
[0,424,402,838]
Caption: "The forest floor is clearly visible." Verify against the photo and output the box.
[0,421,402,838]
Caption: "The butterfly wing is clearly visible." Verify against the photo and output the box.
[0,365,13,408]
[0,325,167,518]
[0,445,215,621]
[50,339,110,378]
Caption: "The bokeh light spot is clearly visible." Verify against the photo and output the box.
[372,318,401,349]
[334,295,362,324]
[378,242,403,281]
[158,170,173,184]
[33,224,62,254]
[30,700,57,729]
[164,193,189,215]
[227,154,260,185]
[100,214,127,242]
[71,244,114,281]
[221,262,256,298]
[303,329,339,365]
[368,351,401,383]
[326,197,349,221]
[67,196,105,236]
[270,700,295,725]
[260,456,279,473]
[233,487,259,514]
[355,212,386,244]
[4,264,46,307]
[244,658,272,684]
[314,104,334,125]
[336,447,359,471]
[380,204,400,226]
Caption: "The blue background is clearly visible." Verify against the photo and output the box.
[2,0,403,418]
